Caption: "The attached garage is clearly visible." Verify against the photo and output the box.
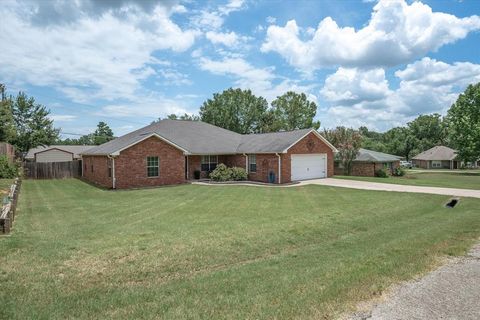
[291,154,327,181]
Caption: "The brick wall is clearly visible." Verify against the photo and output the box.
[114,136,186,189]
[82,155,112,188]
[281,132,335,183]
[248,154,279,183]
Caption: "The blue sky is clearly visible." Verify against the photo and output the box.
[1,0,479,138]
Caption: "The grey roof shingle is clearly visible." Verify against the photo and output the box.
[26,145,95,159]
[412,146,457,161]
[236,128,312,153]
[81,120,330,156]
[354,148,402,162]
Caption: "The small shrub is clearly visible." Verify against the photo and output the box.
[209,164,232,181]
[374,168,388,178]
[392,167,406,177]
[0,156,17,178]
[231,167,247,181]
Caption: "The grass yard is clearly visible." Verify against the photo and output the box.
[1,179,480,319]
[335,170,480,190]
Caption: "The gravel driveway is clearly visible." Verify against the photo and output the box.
[349,243,480,320]
[301,178,480,198]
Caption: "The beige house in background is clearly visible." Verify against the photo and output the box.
[412,146,461,169]
[26,145,94,163]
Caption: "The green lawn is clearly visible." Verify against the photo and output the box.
[1,179,480,319]
[335,171,480,190]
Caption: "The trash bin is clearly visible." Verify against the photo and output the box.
[268,171,275,183]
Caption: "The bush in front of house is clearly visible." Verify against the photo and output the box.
[0,156,18,178]
[209,164,248,182]
[392,167,406,177]
[230,167,247,181]
[209,164,232,181]
[374,168,388,178]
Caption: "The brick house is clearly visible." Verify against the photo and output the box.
[334,148,401,177]
[81,120,337,189]
[412,146,461,169]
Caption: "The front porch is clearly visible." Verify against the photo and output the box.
[185,154,281,184]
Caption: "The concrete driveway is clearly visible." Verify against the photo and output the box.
[299,178,480,199]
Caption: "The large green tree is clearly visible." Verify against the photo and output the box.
[407,113,447,152]
[0,84,16,143]
[269,92,320,131]
[200,88,269,134]
[383,127,417,160]
[447,83,480,163]
[322,127,362,175]
[359,126,387,153]
[11,92,59,154]
[93,121,114,145]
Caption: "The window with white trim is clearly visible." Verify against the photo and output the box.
[248,154,256,173]
[201,155,218,172]
[147,156,159,177]
[431,160,442,168]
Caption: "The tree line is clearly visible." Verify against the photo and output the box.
[0,84,115,154]
[161,88,320,133]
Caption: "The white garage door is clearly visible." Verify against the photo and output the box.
[291,154,327,181]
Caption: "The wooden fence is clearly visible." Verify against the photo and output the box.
[24,160,82,179]
[0,142,15,163]
[1,178,21,234]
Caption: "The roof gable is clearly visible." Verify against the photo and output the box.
[412,146,457,161]
[26,145,95,159]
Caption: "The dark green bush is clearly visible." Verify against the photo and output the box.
[0,156,17,178]
[374,168,388,178]
[231,167,247,181]
[209,164,232,181]
[392,167,406,177]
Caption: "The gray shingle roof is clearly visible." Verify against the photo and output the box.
[354,148,402,162]
[26,145,95,159]
[237,128,312,153]
[81,120,331,156]
[412,146,457,161]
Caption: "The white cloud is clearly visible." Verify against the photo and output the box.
[158,69,193,86]
[192,0,246,31]
[205,31,243,46]
[320,58,480,130]
[321,68,389,106]
[198,57,316,102]
[266,16,276,24]
[50,114,77,122]
[0,1,197,102]
[100,96,190,119]
[262,0,480,70]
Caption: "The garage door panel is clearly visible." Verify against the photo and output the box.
[291,154,326,181]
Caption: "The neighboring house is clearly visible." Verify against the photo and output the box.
[26,145,94,163]
[81,120,337,189]
[412,146,461,169]
[334,148,401,177]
